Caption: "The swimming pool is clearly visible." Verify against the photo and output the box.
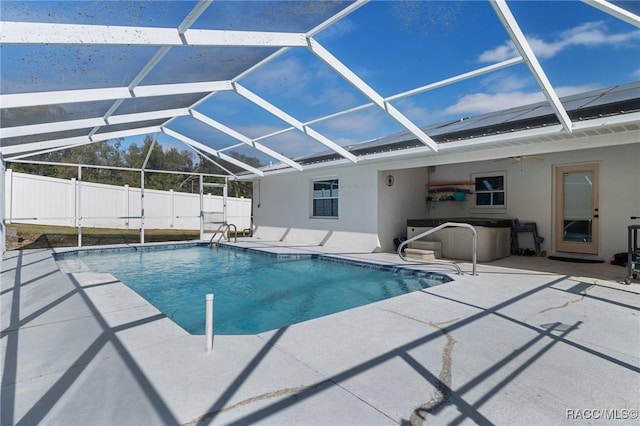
[58,245,450,335]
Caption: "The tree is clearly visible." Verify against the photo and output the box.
[9,136,262,198]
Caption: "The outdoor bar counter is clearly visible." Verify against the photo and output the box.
[407,218,512,262]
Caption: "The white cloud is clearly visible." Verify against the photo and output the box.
[444,84,602,116]
[393,98,435,123]
[478,21,640,63]
[304,86,361,110]
[321,108,383,134]
[633,68,640,79]
[553,84,602,97]
[242,56,312,97]
[527,36,565,59]
[478,42,518,62]
[315,17,356,42]
[445,91,545,115]
[480,73,530,92]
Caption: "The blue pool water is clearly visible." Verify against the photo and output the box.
[66,246,449,335]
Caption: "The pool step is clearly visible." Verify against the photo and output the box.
[404,248,441,261]
[407,241,442,259]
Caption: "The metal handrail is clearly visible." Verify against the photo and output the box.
[397,222,478,275]
[209,223,238,249]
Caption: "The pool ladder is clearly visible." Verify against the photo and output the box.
[397,222,478,275]
[209,223,237,250]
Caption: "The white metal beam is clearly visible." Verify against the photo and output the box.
[253,57,524,143]
[162,128,264,177]
[0,22,181,45]
[233,83,357,163]
[1,87,130,109]
[107,1,213,133]
[4,141,92,161]
[184,29,307,47]
[190,110,303,171]
[92,126,162,142]
[141,137,157,170]
[182,144,238,178]
[307,37,439,151]
[108,108,190,125]
[1,21,308,47]
[133,81,232,98]
[491,0,573,133]
[307,0,369,36]
[1,118,105,139]
[1,81,233,109]
[0,108,190,139]
[178,1,214,34]
[386,57,524,101]
[0,136,91,155]
[582,0,640,27]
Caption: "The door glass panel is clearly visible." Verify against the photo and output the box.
[562,171,593,242]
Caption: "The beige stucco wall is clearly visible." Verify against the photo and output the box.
[253,140,639,259]
[252,163,382,251]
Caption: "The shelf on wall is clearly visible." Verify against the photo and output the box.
[426,180,474,202]
[426,180,474,187]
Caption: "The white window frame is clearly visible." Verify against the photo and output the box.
[311,177,339,218]
[472,171,507,210]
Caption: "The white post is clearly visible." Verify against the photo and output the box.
[199,175,204,240]
[140,170,145,244]
[124,184,130,228]
[205,293,214,353]
[70,177,76,227]
[223,178,228,225]
[1,156,5,255]
[6,168,13,224]
[77,166,82,248]
[169,189,174,229]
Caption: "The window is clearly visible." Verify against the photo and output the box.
[312,178,339,217]
[473,172,506,208]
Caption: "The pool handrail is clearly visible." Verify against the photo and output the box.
[209,223,238,249]
[397,222,478,276]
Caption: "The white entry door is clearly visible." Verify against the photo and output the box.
[554,163,599,255]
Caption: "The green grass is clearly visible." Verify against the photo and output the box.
[6,223,201,250]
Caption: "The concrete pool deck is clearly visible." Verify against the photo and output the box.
[2,240,639,425]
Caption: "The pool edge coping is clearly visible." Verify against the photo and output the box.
[53,240,454,284]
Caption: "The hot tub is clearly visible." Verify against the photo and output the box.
[407,218,512,262]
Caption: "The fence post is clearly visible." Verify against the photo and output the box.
[7,168,13,224]
[70,177,76,227]
[169,189,174,229]
[124,184,130,229]
[205,294,214,353]
[77,166,82,248]
[140,170,145,244]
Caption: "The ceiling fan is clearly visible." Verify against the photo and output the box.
[494,155,544,171]
[494,155,544,163]
[511,155,543,162]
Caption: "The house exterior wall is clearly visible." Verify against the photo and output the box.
[252,164,381,251]
[418,144,639,259]
[253,142,639,260]
[377,167,429,252]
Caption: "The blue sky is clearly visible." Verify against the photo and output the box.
[2,1,639,165]
[170,0,640,163]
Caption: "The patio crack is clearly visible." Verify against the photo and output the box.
[180,381,329,426]
[536,287,591,315]
[379,309,459,426]
[408,319,458,426]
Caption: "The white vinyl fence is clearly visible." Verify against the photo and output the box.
[4,170,252,231]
